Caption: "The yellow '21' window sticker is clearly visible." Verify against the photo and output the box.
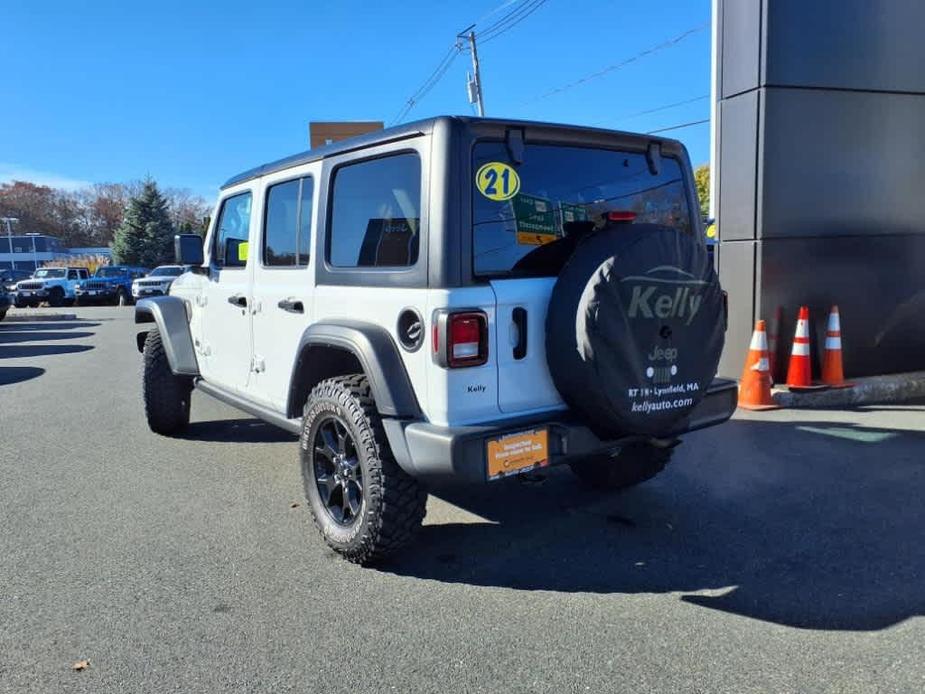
[476,162,520,201]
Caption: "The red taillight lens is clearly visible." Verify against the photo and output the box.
[607,210,637,223]
[446,312,488,367]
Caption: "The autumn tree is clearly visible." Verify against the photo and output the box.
[111,180,176,267]
[694,164,710,218]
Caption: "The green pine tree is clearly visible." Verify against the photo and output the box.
[111,180,176,267]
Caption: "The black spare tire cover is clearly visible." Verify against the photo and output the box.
[546,224,724,437]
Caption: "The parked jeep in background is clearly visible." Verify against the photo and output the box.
[135,116,735,565]
[0,284,10,321]
[131,265,187,300]
[75,265,147,306]
[15,267,89,307]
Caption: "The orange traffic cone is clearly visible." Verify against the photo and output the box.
[821,305,852,388]
[786,306,826,391]
[738,320,779,410]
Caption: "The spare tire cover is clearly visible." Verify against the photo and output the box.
[546,224,724,437]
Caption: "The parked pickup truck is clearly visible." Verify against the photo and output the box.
[75,265,148,306]
[15,267,89,307]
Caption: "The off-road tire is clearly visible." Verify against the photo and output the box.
[14,296,26,309]
[116,288,130,307]
[300,374,427,565]
[142,328,192,435]
[569,442,673,491]
[0,309,6,322]
[48,286,65,308]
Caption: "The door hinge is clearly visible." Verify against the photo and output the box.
[251,300,262,315]
[251,356,266,373]
[195,294,208,307]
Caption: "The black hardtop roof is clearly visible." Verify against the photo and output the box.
[222,115,676,190]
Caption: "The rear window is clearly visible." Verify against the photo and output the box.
[472,143,692,278]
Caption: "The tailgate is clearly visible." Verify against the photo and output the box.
[490,277,565,414]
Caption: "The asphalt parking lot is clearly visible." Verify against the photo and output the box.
[1,306,924,693]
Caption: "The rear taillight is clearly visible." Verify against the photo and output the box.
[433,310,489,368]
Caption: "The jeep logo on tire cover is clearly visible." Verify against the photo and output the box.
[622,266,708,326]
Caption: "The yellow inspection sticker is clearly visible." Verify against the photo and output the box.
[475,162,520,201]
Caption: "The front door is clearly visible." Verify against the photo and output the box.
[249,174,316,412]
[199,190,254,395]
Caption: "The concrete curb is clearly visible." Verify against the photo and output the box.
[3,312,77,322]
[772,371,925,408]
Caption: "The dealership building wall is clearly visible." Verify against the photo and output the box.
[713,0,925,379]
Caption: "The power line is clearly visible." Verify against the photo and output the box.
[604,94,709,126]
[646,118,710,134]
[389,44,460,125]
[479,0,549,44]
[523,22,709,104]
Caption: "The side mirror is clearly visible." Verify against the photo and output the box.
[224,238,248,267]
[175,234,204,266]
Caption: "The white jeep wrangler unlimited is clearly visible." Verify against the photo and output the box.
[135,117,735,564]
[15,266,88,307]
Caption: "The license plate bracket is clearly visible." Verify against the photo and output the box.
[486,428,549,481]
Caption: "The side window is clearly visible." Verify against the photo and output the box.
[328,153,421,268]
[67,270,79,280]
[263,176,313,267]
[213,192,253,267]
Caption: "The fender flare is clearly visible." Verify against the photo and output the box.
[287,320,421,419]
[134,296,200,376]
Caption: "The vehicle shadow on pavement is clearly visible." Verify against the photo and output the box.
[383,418,925,632]
[0,330,95,343]
[0,344,94,358]
[0,321,101,331]
[0,366,45,386]
[181,418,297,444]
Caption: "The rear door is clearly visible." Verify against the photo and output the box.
[249,170,318,411]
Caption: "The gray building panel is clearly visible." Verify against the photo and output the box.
[718,91,760,241]
[759,87,925,239]
[757,234,925,378]
[764,0,925,94]
[720,0,762,98]
[717,240,757,379]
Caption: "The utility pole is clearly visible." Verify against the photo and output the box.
[1,217,18,258]
[465,30,485,117]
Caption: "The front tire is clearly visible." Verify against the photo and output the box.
[48,287,65,307]
[116,288,130,306]
[569,441,673,491]
[301,374,427,565]
[142,328,192,435]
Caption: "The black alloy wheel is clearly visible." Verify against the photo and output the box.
[311,416,364,525]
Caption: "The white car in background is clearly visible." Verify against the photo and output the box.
[131,265,187,300]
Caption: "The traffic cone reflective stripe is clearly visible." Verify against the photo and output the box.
[738,319,778,410]
[821,305,851,387]
[786,306,816,390]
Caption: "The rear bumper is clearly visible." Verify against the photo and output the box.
[384,378,738,483]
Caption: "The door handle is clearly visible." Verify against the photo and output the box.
[512,307,528,360]
[277,298,304,314]
[227,294,247,308]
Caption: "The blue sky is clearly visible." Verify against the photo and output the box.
[1,0,711,199]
